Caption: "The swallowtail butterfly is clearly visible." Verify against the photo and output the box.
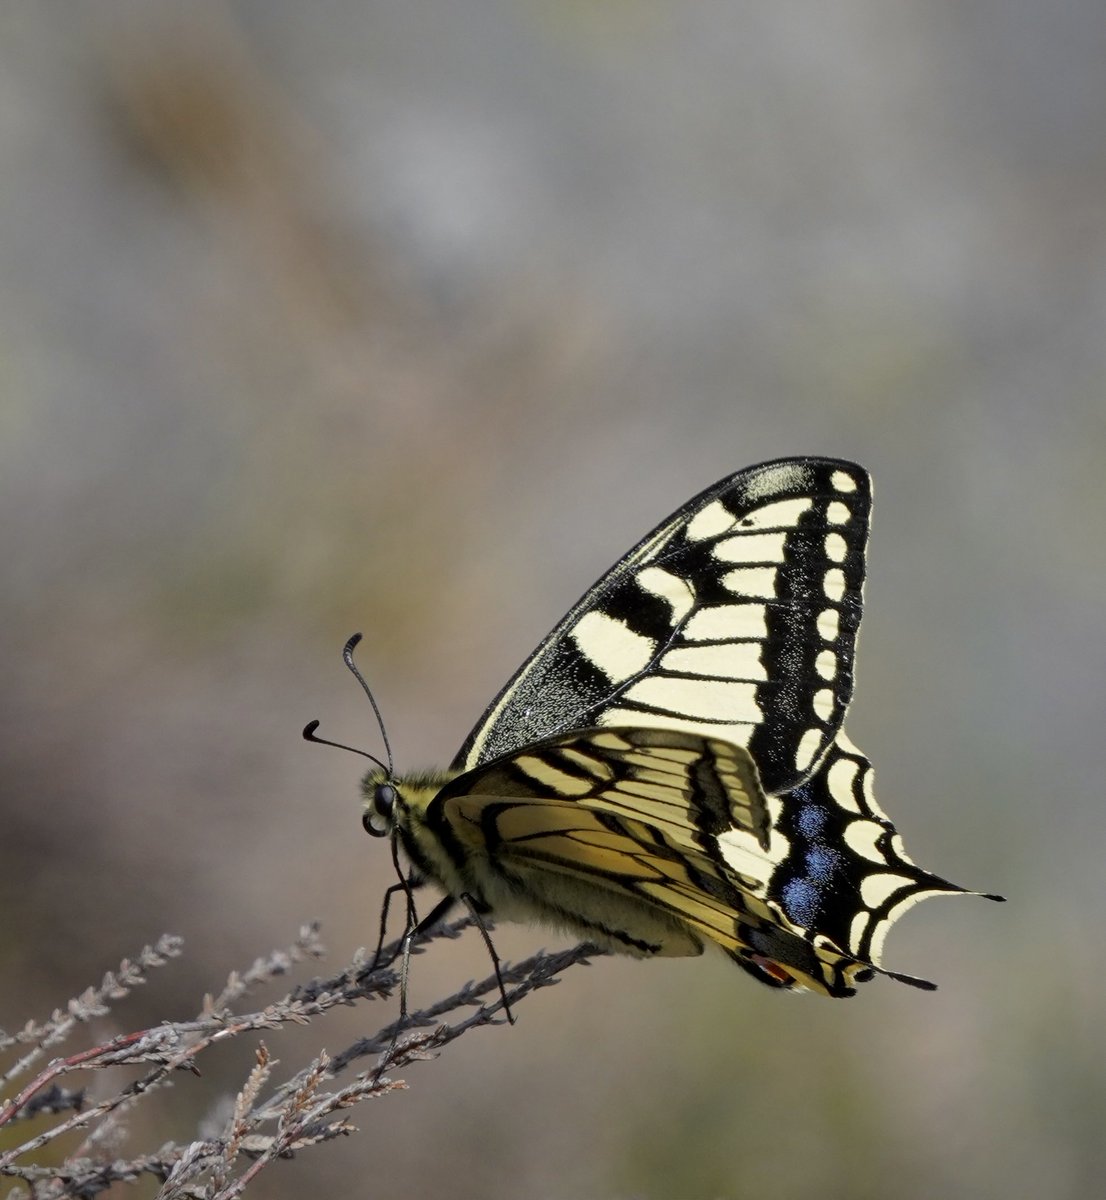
[347,458,999,997]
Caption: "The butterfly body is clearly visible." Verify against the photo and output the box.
[367,758,709,961]
[357,458,998,998]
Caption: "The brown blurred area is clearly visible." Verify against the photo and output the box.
[2,4,1104,1198]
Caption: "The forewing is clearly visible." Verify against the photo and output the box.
[453,458,870,794]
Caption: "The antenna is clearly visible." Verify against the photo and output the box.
[341,633,394,778]
[301,720,388,774]
[301,633,394,777]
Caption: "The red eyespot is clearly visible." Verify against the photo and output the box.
[750,955,795,986]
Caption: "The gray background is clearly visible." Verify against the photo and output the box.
[2,4,1104,1198]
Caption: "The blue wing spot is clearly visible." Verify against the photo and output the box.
[804,845,846,883]
[780,877,825,927]
[780,844,849,925]
[795,804,831,840]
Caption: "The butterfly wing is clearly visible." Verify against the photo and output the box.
[369,457,998,995]
[430,726,957,996]
[453,458,870,796]
[767,732,978,971]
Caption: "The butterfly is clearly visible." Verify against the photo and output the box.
[333,457,1000,998]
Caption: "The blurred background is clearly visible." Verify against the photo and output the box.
[2,3,1104,1197]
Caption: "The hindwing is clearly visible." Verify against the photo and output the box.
[427,726,965,996]
[454,458,870,795]
[766,733,974,969]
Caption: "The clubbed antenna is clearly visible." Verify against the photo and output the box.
[300,633,394,777]
[342,632,394,778]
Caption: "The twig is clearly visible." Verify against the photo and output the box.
[0,923,601,1199]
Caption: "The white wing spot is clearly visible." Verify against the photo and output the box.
[866,913,895,963]
[861,761,878,811]
[733,497,812,530]
[817,607,840,642]
[823,568,846,601]
[723,566,778,599]
[570,611,654,683]
[625,676,760,723]
[685,603,767,641]
[849,910,871,952]
[713,530,788,564]
[831,470,858,493]
[827,752,862,813]
[813,688,836,721]
[686,500,736,541]
[636,566,695,621]
[860,873,915,908]
[815,649,837,680]
[824,533,848,563]
[826,500,851,525]
[794,728,823,774]
[717,831,774,887]
[662,642,767,681]
[843,819,887,864]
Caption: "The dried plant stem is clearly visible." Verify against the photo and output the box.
[0,921,601,1199]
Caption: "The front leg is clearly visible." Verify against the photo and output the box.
[397,893,459,1018]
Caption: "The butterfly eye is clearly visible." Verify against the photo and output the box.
[362,783,396,838]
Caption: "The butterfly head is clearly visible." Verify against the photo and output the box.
[359,766,456,842]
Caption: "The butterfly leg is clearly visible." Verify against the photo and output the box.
[368,892,459,1085]
[371,873,426,971]
[459,892,516,1026]
[397,893,458,1019]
